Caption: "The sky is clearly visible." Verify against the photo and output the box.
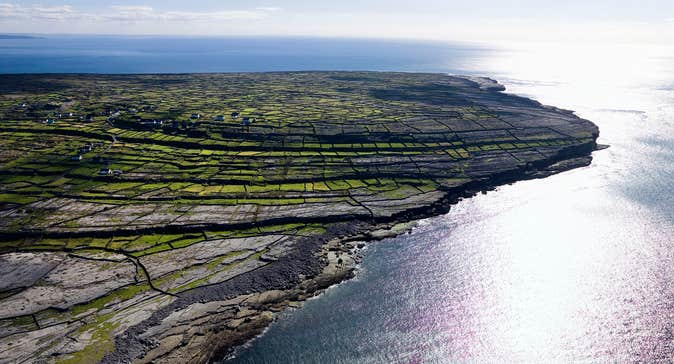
[0,1,673,44]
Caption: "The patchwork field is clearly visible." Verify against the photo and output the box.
[0,72,599,363]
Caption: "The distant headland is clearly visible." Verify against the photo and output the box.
[0,34,41,39]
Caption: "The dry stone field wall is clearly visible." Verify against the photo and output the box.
[0,72,598,363]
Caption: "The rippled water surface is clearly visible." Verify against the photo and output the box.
[229,42,674,363]
[0,36,486,74]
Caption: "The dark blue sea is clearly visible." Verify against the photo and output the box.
[0,35,487,74]
[2,35,672,363]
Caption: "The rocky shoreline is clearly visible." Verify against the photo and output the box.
[105,142,600,364]
[0,72,601,363]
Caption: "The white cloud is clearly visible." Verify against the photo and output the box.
[0,3,277,22]
[0,3,83,20]
[256,7,282,12]
[105,6,271,22]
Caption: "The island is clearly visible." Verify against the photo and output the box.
[0,72,599,363]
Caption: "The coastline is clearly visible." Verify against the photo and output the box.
[106,141,600,363]
[0,72,601,363]
[224,153,599,363]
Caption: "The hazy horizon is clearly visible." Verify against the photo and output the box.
[1,1,673,45]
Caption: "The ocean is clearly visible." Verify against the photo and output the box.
[0,35,487,74]
[2,35,672,363]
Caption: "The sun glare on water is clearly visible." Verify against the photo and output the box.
[426,40,674,362]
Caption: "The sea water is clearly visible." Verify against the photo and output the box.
[0,35,486,74]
